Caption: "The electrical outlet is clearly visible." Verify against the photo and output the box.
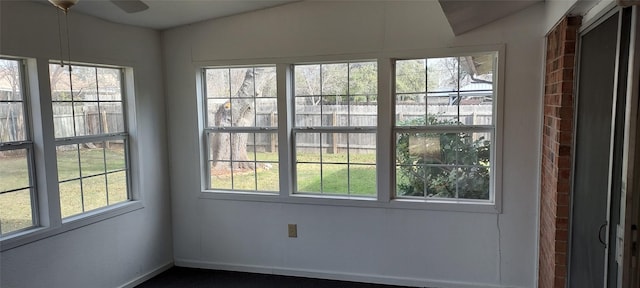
[288,224,297,238]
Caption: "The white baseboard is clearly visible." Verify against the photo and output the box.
[118,261,174,288]
[174,258,512,288]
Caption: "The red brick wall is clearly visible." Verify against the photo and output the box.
[539,16,581,288]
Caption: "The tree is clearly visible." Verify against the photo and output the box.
[210,69,258,171]
[0,59,24,142]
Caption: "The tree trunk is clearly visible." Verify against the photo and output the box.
[210,69,257,171]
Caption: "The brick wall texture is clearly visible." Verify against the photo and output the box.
[539,16,581,288]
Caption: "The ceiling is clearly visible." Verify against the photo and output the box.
[37,0,299,30]
[36,0,544,33]
[438,0,543,35]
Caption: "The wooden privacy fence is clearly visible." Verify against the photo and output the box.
[52,104,125,138]
[228,103,492,154]
[0,104,26,143]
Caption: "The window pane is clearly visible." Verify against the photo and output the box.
[296,133,320,163]
[457,166,490,200]
[50,64,72,101]
[79,142,106,177]
[321,164,348,194]
[0,59,23,101]
[210,161,232,190]
[97,67,122,101]
[59,180,82,218]
[396,59,426,94]
[256,163,279,192]
[0,103,27,142]
[82,175,108,212]
[395,130,491,198]
[231,164,256,191]
[209,132,232,162]
[52,102,75,138]
[229,68,255,98]
[105,140,126,172]
[51,64,124,138]
[206,68,230,98]
[396,165,425,197]
[100,102,125,133]
[205,66,275,131]
[230,98,255,127]
[321,133,347,161]
[255,98,277,127]
[349,62,377,96]
[296,163,321,193]
[349,133,376,164]
[321,63,348,96]
[350,164,376,196]
[0,189,33,234]
[396,96,426,126]
[349,101,375,127]
[295,98,321,127]
[75,102,103,136]
[427,57,459,93]
[255,67,277,98]
[0,149,30,192]
[295,65,320,96]
[321,97,348,127]
[57,144,80,181]
[107,171,128,204]
[72,66,98,100]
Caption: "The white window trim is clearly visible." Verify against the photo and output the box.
[196,45,504,214]
[0,58,143,252]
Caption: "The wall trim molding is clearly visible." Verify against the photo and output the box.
[174,258,521,288]
[118,261,174,288]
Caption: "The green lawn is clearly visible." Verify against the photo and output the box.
[1,149,376,235]
[0,147,128,235]
[211,152,377,196]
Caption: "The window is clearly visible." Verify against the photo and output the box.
[203,66,279,192]
[49,63,130,218]
[394,53,497,201]
[293,61,377,196]
[0,58,36,235]
[199,50,500,209]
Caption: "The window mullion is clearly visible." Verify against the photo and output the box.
[277,63,293,198]
[377,58,393,203]
[30,58,62,228]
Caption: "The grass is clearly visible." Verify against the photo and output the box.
[211,152,377,196]
[0,146,128,235]
[1,149,376,235]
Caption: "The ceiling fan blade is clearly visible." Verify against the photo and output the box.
[110,0,149,13]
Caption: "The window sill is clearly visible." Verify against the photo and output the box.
[0,201,143,252]
[199,190,500,213]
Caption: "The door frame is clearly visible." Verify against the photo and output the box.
[569,5,640,288]
[619,5,640,288]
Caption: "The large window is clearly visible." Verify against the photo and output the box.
[203,66,279,192]
[200,51,500,207]
[0,58,36,235]
[49,63,130,218]
[394,53,496,201]
[293,61,377,196]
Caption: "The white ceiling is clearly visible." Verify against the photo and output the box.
[36,0,544,33]
[37,0,299,30]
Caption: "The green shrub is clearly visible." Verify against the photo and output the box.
[396,116,491,199]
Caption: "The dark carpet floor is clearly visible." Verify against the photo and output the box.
[135,267,412,288]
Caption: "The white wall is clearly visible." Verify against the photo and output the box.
[0,2,173,288]
[163,1,547,287]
